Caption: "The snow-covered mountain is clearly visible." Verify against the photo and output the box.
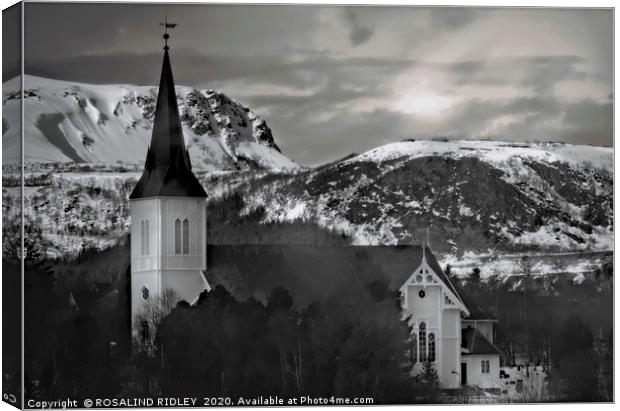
[217,140,613,256]
[2,75,613,279]
[2,75,300,172]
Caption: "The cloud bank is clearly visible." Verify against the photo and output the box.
[20,4,613,166]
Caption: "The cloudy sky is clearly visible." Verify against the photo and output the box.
[11,4,614,166]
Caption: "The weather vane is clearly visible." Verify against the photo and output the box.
[160,14,177,50]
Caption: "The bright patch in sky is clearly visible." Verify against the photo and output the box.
[393,93,454,117]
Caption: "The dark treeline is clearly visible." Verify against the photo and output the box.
[19,245,444,404]
[21,243,131,402]
[15,236,613,404]
[130,255,441,403]
[3,261,22,407]
[446,258,613,402]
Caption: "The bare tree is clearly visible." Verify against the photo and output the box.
[517,365,548,402]
[520,255,532,362]
[133,288,181,355]
[592,328,612,402]
[130,289,181,397]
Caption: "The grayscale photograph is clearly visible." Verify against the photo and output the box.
[1,2,613,407]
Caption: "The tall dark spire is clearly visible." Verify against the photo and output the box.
[130,26,207,200]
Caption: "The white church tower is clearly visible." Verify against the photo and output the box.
[129,26,209,330]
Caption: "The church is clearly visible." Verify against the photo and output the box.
[128,28,210,327]
[128,29,502,392]
[399,247,502,389]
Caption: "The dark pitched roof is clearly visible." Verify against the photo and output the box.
[206,244,465,307]
[129,49,207,199]
[420,246,465,305]
[462,294,498,320]
[461,327,502,355]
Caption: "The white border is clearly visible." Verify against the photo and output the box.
[0,2,615,411]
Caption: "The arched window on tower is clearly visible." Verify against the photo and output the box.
[175,218,182,254]
[140,220,145,255]
[182,218,189,254]
[428,332,436,362]
[419,322,427,362]
[140,219,150,256]
[144,219,149,255]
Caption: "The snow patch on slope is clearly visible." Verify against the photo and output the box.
[349,140,612,172]
[2,75,300,172]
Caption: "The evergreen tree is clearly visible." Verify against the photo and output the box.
[468,267,481,286]
[418,361,440,402]
[551,314,598,401]
[421,361,439,387]
[592,328,612,401]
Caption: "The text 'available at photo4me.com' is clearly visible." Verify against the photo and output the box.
[26,396,375,408]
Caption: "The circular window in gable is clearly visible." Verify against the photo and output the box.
[419,289,426,299]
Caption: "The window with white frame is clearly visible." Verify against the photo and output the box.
[428,332,436,362]
[174,217,190,255]
[419,322,427,362]
[481,360,490,374]
[141,220,145,255]
[140,219,150,256]
[182,218,189,254]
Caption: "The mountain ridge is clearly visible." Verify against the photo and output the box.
[2,76,613,279]
[2,75,300,172]
[210,139,612,252]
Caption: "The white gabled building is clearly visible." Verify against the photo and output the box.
[461,312,502,390]
[400,246,501,390]
[129,35,210,332]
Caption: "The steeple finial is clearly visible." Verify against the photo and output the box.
[160,15,177,50]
